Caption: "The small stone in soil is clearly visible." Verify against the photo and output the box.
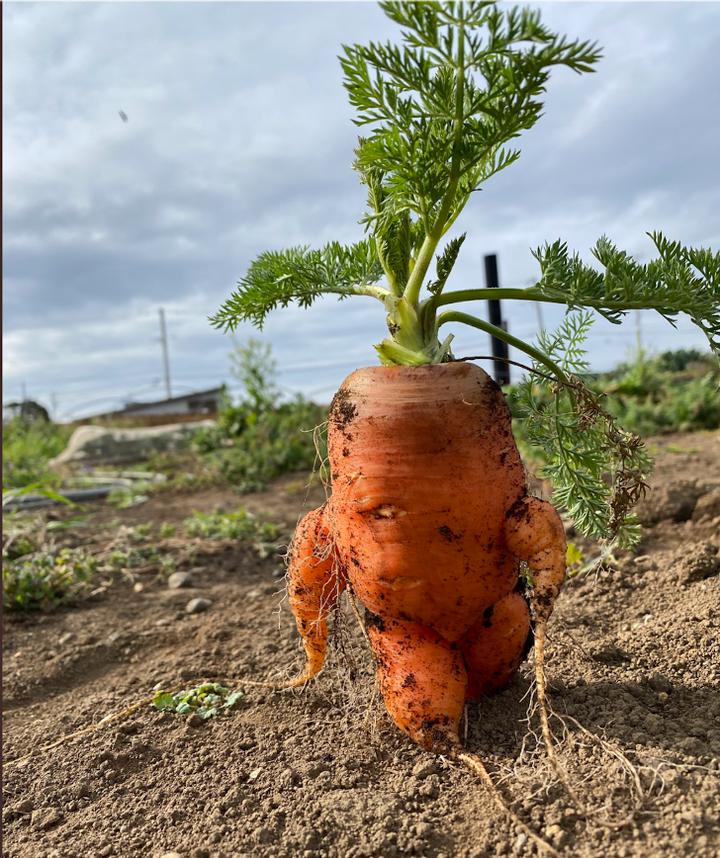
[411,760,438,779]
[186,713,203,728]
[168,571,193,589]
[186,598,212,614]
[513,834,528,854]
[649,673,673,693]
[72,782,91,799]
[31,808,62,830]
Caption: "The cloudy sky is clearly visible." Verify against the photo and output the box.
[4,1,719,420]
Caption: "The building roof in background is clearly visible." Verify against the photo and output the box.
[89,387,222,419]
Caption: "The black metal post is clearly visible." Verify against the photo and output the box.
[483,254,510,385]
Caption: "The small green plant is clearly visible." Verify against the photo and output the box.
[107,483,152,509]
[2,416,70,490]
[184,507,280,557]
[2,549,96,612]
[107,545,173,571]
[565,542,585,576]
[665,444,701,455]
[152,683,245,719]
[229,337,280,414]
[184,506,279,540]
[133,523,152,540]
[159,522,176,538]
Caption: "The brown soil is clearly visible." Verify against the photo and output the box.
[3,432,720,858]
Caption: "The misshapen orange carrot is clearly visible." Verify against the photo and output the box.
[286,362,566,752]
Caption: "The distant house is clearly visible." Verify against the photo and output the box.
[81,388,223,424]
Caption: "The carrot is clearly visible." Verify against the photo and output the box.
[283,362,567,853]
[212,4,718,850]
[288,363,565,739]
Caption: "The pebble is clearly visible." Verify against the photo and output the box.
[186,598,212,614]
[411,760,438,779]
[649,673,673,693]
[248,768,262,780]
[513,834,528,854]
[643,714,664,736]
[245,589,263,600]
[72,782,91,799]
[31,808,62,830]
[168,572,193,589]
[58,632,74,645]
[186,714,203,728]
[544,823,567,847]
[159,853,183,858]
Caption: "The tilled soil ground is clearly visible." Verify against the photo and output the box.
[3,431,720,858]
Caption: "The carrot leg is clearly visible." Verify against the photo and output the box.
[286,504,346,686]
[459,589,532,698]
[366,613,467,753]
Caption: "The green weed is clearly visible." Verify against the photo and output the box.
[184,507,280,558]
[2,417,70,490]
[152,683,245,719]
[665,444,701,455]
[106,483,152,509]
[2,549,96,612]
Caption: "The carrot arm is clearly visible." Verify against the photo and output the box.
[502,494,588,813]
[503,496,567,625]
[286,504,346,686]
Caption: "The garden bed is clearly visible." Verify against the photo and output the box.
[3,433,719,858]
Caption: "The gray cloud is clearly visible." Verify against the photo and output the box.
[4,2,719,418]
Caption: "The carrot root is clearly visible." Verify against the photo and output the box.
[453,747,563,858]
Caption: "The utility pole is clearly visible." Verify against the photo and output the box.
[158,308,172,399]
[483,254,511,386]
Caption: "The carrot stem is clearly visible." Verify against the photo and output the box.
[438,311,571,383]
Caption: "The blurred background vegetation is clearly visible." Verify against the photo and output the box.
[3,345,717,495]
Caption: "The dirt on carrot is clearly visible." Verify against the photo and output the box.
[2,433,720,858]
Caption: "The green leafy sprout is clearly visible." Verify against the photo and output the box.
[184,507,281,558]
[2,549,97,612]
[211,1,719,549]
[153,683,245,719]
